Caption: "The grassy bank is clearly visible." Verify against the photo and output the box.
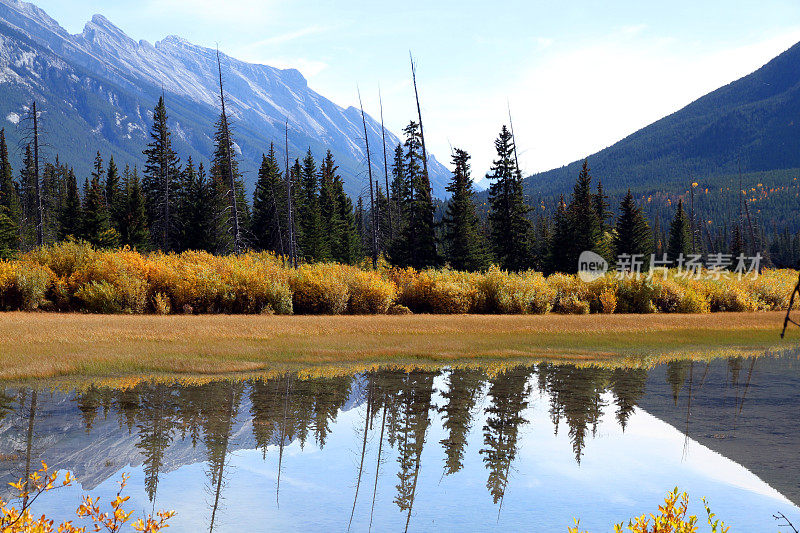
[0,311,793,380]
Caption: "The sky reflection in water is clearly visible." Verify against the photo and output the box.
[1,354,799,532]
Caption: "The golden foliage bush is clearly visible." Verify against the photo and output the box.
[0,242,797,316]
[1,462,174,532]
[478,267,554,314]
[392,268,480,314]
[569,487,729,533]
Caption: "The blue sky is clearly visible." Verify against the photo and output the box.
[31,0,800,183]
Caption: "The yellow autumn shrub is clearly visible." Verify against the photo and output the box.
[392,268,479,314]
[290,263,350,314]
[344,267,396,314]
[478,267,554,314]
[548,273,591,314]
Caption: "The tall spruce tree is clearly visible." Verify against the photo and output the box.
[613,190,653,266]
[390,121,439,268]
[59,168,81,240]
[389,143,408,241]
[0,205,15,258]
[442,148,489,271]
[176,158,210,252]
[667,199,692,261]
[566,159,602,272]
[123,165,150,251]
[0,129,20,253]
[530,214,551,273]
[319,150,340,261]
[81,172,117,248]
[19,145,36,248]
[142,96,181,251]
[251,145,286,254]
[105,156,124,233]
[210,113,249,254]
[332,171,361,264]
[730,224,745,259]
[487,125,530,271]
[297,149,324,261]
[549,195,571,274]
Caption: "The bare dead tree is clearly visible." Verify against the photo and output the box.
[409,53,429,188]
[347,381,372,532]
[31,102,43,246]
[774,512,799,533]
[285,119,297,267]
[379,88,393,242]
[216,47,242,255]
[358,88,378,269]
[507,100,521,175]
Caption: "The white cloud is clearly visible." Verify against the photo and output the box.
[424,26,800,186]
[243,25,330,48]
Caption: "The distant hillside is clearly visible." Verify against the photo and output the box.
[521,40,800,200]
[0,0,451,198]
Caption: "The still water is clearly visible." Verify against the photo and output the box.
[1,353,799,532]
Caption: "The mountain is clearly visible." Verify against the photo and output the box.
[521,40,800,200]
[0,0,451,198]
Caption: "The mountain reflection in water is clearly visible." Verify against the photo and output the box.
[0,353,798,532]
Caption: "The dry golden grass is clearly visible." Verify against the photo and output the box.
[0,311,794,381]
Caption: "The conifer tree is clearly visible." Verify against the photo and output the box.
[487,125,530,271]
[105,156,124,232]
[0,129,20,253]
[59,168,81,241]
[594,178,611,234]
[81,172,117,248]
[613,190,653,266]
[123,166,149,251]
[0,206,15,258]
[566,159,601,272]
[355,196,366,253]
[319,150,340,260]
[549,195,571,274]
[730,224,745,259]
[442,148,489,271]
[210,113,249,254]
[667,199,692,261]
[389,143,408,239]
[390,122,439,268]
[176,158,209,252]
[142,96,181,251]
[41,162,60,243]
[19,145,36,248]
[297,149,323,261]
[375,185,391,254]
[251,145,286,254]
[332,172,361,264]
[530,214,551,273]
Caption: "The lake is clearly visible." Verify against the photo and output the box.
[1,351,799,532]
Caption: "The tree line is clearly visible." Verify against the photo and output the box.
[0,95,792,272]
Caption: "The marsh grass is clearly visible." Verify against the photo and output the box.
[0,311,792,381]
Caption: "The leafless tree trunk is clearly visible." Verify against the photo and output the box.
[410,53,429,189]
[216,48,242,255]
[379,90,392,242]
[358,89,378,269]
[285,120,296,266]
[31,102,43,247]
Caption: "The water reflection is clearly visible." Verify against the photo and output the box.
[0,354,798,531]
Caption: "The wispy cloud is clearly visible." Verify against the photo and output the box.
[244,25,331,48]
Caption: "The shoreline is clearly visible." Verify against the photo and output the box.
[0,311,795,381]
